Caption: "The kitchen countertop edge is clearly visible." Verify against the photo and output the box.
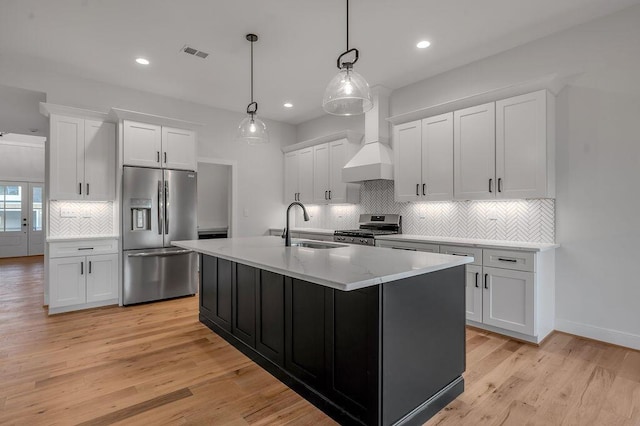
[47,235,120,242]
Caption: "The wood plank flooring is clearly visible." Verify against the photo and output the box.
[1,256,639,425]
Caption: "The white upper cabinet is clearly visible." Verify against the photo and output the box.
[312,139,360,204]
[84,120,116,200]
[454,103,496,200]
[496,90,554,199]
[123,121,196,171]
[49,115,115,201]
[394,120,422,202]
[284,151,299,203]
[422,113,454,200]
[284,148,313,203]
[394,113,453,202]
[123,121,162,168]
[161,127,196,171]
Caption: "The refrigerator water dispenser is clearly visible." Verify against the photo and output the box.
[130,198,152,231]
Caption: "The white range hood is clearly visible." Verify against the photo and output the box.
[342,86,394,183]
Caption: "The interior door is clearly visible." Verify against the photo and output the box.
[0,182,28,258]
[28,183,44,256]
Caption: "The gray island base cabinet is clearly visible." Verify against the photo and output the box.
[199,255,465,426]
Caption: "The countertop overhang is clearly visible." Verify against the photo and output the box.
[173,236,472,291]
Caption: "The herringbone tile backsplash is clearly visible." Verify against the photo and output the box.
[49,201,115,237]
[296,180,555,243]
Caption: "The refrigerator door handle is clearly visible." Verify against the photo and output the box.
[165,180,169,235]
[127,249,193,257]
[158,180,164,235]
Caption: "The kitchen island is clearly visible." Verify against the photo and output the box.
[173,236,473,426]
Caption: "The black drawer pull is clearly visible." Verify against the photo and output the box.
[392,247,417,251]
[77,247,94,251]
[416,184,419,196]
[497,257,517,263]
[475,272,479,288]
[451,253,468,257]
[489,178,493,193]
[484,273,488,289]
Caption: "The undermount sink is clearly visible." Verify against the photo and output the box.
[290,241,348,250]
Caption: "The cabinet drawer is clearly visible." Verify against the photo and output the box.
[483,249,535,272]
[50,239,118,258]
[439,245,482,266]
[376,240,439,253]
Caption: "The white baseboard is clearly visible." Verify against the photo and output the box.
[555,318,640,351]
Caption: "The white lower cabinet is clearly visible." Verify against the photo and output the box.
[48,239,118,314]
[377,239,555,343]
[482,267,534,335]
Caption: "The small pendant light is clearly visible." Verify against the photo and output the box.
[237,33,269,144]
[322,0,373,116]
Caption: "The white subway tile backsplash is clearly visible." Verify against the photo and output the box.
[295,180,555,243]
[49,201,115,236]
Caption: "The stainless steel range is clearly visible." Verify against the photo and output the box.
[334,214,402,246]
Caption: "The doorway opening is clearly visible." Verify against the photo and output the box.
[197,159,237,238]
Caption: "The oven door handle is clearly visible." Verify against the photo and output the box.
[127,250,193,258]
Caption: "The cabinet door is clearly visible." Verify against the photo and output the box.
[482,267,535,335]
[200,256,233,332]
[49,115,84,200]
[86,253,118,303]
[313,143,330,203]
[84,120,116,200]
[123,120,162,168]
[285,278,328,390]
[454,103,496,200]
[232,263,257,348]
[284,151,299,203]
[465,265,483,323]
[328,139,355,204]
[496,90,548,199]
[393,120,422,202]
[297,148,314,203]
[422,113,453,200]
[162,127,196,171]
[256,270,285,366]
[49,256,86,308]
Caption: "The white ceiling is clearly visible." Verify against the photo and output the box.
[1,0,638,125]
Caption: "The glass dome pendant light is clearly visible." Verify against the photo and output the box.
[322,0,373,116]
[237,33,269,144]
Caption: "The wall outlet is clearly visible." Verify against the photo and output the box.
[61,209,77,218]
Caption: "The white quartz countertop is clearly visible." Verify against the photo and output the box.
[269,227,335,236]
[173,236,472,291]
[47,235,119,242]
[375,234,558,252]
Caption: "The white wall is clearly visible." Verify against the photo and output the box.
[0,139,45,182]
[197,163,229,229]
[0,57,296,236]
[295,114,364,144]
[391,5,640,349]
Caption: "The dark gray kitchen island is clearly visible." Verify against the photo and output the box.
[173,237,472,426]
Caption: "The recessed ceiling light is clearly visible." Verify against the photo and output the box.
[283,102,293,108]
[135,57,150,65]
[416,40,431,49]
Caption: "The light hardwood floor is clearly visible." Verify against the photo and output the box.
[0,256,639,425]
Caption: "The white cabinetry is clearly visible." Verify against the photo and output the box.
[123,120,196,171]
[394,113,453,202]
[48,239,118,314]
[496,90,555,199]
[454,90,554,200]
[454,103,496,200]
[284,147,313,203]
[312,139,360,204]
[49,115,115,200]
[376,238,555,343]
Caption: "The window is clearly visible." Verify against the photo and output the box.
[32,186,43,231]
[0,185,24,232]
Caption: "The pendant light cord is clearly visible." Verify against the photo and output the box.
[250,39,254,104]
[346,0,349,51]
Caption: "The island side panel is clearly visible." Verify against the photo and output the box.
[381,265,466,426]
[200,255,232,332]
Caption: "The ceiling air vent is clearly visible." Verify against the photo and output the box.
[181,45,209,59]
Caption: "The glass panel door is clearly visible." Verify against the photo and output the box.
[28,183,44,256]
[0,182,28,258]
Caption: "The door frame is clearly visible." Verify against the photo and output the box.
[28,182,45,256]
[197,157,237,238]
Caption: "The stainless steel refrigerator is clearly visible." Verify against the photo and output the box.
[122,166,197,305]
